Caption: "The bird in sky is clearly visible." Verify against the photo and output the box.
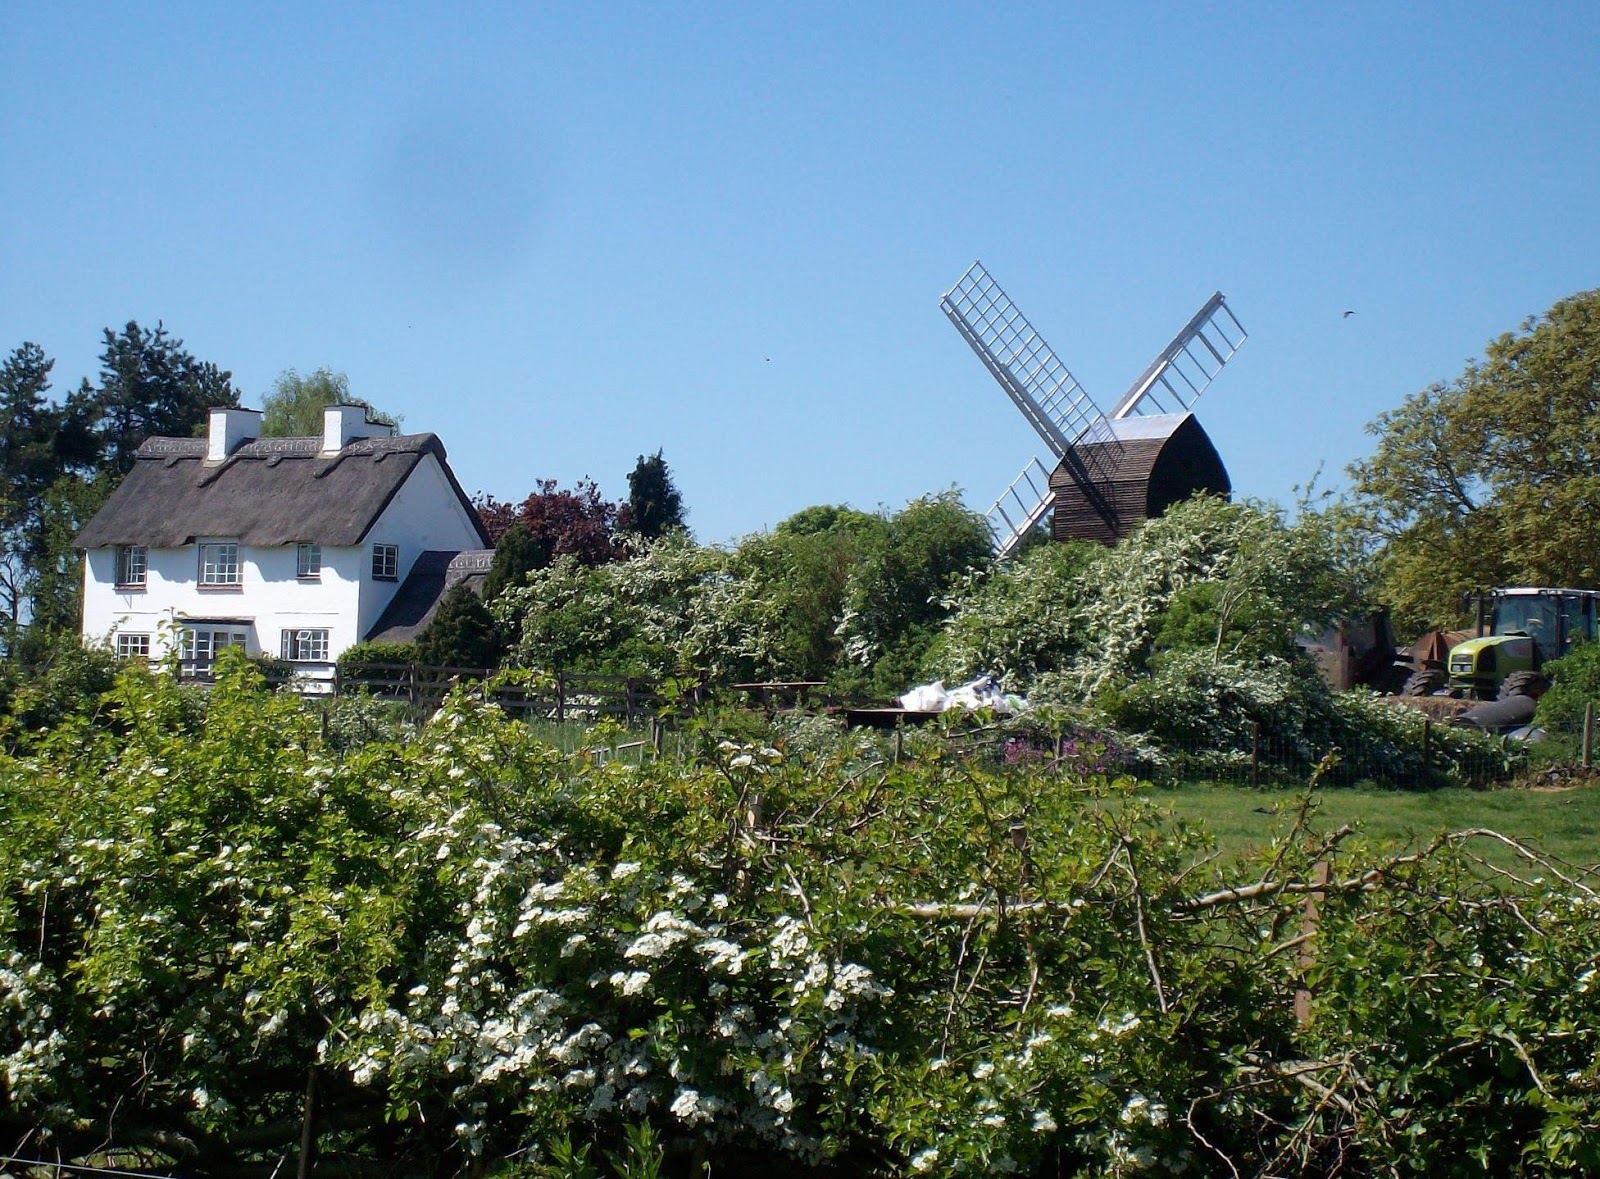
[1343,310,1356,318]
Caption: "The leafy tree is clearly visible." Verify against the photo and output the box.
[497,538,727,678]
[835,492,993,697]
[775,503,882,539]
[19,474,113,654]
[623,449,687,540]
[80,321,238,477]
[0,345,62,647]
[474,480,621,566]
[260,368,397,436]
[416,584,502,669]
[0,344,104,656]
[1349,288,1600,629]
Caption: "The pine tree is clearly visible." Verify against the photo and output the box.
[624,450,687,540]
[417,584,502,669]
[483,521,548,603]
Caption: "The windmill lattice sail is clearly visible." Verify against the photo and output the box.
[941,261,1122,556]
[1109,292,1247,420]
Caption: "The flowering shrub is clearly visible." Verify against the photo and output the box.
[2,661,1596,1176]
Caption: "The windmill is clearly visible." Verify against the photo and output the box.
[941,262,1247,557]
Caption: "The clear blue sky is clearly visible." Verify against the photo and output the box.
[5,4,1597,544]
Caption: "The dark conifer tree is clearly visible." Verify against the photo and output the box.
[483,521,548,603]
[417,584,502,669]
[624,449,686,540]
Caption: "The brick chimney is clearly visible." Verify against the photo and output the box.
[206,407,263,461]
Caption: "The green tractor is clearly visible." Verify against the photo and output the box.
[1403,587,1600,700]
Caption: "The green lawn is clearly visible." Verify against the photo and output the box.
[1144,780,1600,872]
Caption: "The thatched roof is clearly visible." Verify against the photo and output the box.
[74,434,490,550]
[1048,412,1230,545]
[365,550,495,644]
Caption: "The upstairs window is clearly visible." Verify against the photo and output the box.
[297,542,322,580]
[198,541,241,587]
[116,545,147,587]
[371,543,399,581]
[280,628,330,662]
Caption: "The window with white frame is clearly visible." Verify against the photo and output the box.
[115,545,147,587]
[280,627,330,662]
[115,632,151,659]
[198,541,241,587]
[180,625,248,673]
[296,542,322,580]
[371,543,398,580]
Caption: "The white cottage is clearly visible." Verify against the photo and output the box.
[74,405,492,676]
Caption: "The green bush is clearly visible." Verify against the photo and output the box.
[337,640,419,670]
[3,667,1597,1176]
[0,635,120,749]
[1536,640,1600,732]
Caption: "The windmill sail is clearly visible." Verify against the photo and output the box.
[1108,292,1247,421]
[982,457,1056,556]
[941,262,1123,556]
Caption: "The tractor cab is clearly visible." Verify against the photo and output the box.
[1447,588,1600,699]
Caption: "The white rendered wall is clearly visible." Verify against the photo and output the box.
[354,453,485,641]
[81,542,362,661]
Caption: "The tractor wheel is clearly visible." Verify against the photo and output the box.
[1402,669,1447,697]
[1497,670,1550,700]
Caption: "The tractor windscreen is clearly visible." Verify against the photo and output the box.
[1493,596,1559,641]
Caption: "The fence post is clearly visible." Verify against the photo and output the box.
[1250,721,1261,789]
[1293,859,1330,1025]
[894,717,904,765]
[1584,702,1593,770]
[625,678,637,727]
[1422,717,1432,783]
[556,672,566,725]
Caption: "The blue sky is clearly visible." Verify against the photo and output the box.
[4,3,1597,544]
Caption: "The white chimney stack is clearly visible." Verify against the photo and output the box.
[206,407,263,461]
[322,404,395,453]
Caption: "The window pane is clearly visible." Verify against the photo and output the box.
[281,627,329,661]
[200,542,241,585]
[117,546,147,585]
[297,543,321,578]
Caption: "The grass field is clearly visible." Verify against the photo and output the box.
[1147,780,1600,872]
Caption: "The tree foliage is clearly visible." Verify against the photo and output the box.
[0,345,71,647]
[80,321,238,477]
[0,324,235,654]
[417,583,504,669]
[834,492,993,698]
[483,521,550,603]
[476,480,622,566]
[259,367,397,437]
[2,660,1597,1176]
[492,496,991,692]
[936,497,1360,699]
[1349,289,1600,628]
[623,449,687,540]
